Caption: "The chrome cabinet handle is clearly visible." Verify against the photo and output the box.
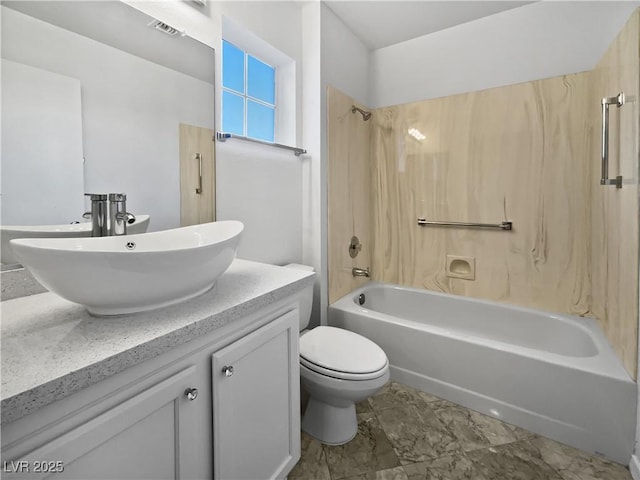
[195,152,203,194]
[601,92,625,188]
[184,387,198,401]
[222,365,234,377]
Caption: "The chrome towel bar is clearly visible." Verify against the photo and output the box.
[417,218,513,230]
[600,92,625,188]
[216,132,307,156]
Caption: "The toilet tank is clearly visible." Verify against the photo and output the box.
[283,264,314,330]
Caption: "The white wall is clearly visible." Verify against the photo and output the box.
[216,141,302,265]
[214,2,306,268]
[312,3,371,325]
[370,1,640,108]
[1,60,84,225]
[302,2,324,327]
[126,1,309,270]
[321,4,370,107]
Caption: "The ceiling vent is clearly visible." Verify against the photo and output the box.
[148,20,181,36]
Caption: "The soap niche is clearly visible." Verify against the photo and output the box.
[446,255,476,280]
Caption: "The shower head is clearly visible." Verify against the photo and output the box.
[351,105,372,121]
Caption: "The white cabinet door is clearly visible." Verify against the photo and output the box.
[3,366,201,480]
[212,310,300,480]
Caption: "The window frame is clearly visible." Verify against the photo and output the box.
[220,15,296,147]
[221,39,276,143]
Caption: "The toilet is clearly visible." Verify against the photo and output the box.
[285,264,390,445]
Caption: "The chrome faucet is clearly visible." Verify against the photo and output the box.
[109,193,135,236]
[83,194,108,237]
[352,267,370,277]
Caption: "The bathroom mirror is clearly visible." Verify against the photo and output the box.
[1,1,215,236]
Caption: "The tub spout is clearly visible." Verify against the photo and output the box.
[352,267,370,277]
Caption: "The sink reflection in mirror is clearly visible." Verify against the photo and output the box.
[10,221,243,316]
[0,215,150,266]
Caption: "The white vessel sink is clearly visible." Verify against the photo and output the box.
[1,215,150,265]
[10,221,243,316]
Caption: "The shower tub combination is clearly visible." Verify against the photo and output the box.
[328,282,636,464]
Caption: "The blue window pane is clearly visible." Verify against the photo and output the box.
[222,91,244,135]
[247,56,275,105]
[247,100,274,142]
[222,40,244,93]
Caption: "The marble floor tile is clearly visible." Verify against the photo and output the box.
[403,453,489,480]
[422,396,457,408]
[502,420,537,441]
[465,440,563,480]
[291,381,629,480]
[528,436,632,480]
[376,403,460,464]
[432,403,529,451]
[431,403,494,452]
[417,390,444,404]
[369,382,428,411]
[357,399,373,414]
[342,466,409,480]
[324,412,400,479]
[289,432,331,480]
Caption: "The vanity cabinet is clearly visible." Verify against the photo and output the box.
[3,366,202,480]
[1,301,302,480]
[212,310,300,479]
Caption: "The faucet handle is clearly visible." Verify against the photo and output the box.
[108,193,126,202]
[85,193,107,201]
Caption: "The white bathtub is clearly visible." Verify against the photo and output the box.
[328,282,636,464]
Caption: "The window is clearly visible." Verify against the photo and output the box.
[222,40,275,142]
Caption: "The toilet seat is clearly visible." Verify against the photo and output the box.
[300,326,389,381]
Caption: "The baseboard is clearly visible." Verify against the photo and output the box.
[630,453,640,480]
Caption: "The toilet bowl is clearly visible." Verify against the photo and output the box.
[285,264,390,445]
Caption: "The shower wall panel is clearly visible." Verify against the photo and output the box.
[589,10,639,378]
[327,87,372,303]
[370,73,592,317]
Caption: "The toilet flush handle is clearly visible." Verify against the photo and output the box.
[222,365,234,377]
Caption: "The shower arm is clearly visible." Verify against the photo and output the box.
[351,105,372,121]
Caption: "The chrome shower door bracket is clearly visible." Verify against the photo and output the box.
[601,92,625,189]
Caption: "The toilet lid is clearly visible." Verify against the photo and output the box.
[299,326,388,376]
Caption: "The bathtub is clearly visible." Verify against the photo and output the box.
[328,282,636,464]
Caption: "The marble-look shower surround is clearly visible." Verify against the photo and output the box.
[370,73,592,315]
[327,10,639,377]
[328,90,372,303]
[588,10,639,378]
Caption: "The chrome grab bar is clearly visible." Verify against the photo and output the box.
[417,218,512,230]
[601,92,625,188]
[216,132,307,156]
[195,152,202,194]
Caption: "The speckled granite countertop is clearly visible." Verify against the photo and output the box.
[1,259,314,424]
